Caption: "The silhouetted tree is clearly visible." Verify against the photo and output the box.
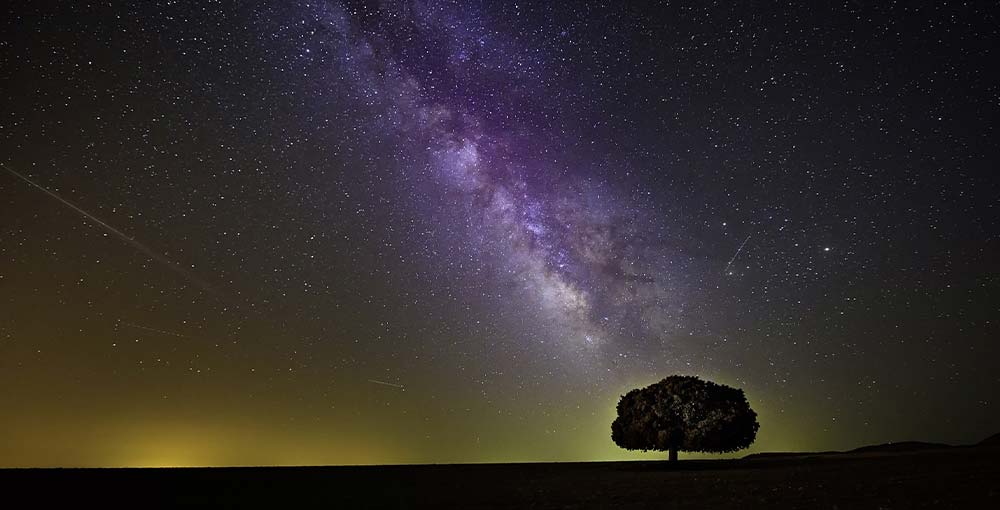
[611,375,759,461]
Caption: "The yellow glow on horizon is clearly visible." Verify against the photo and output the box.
[1,369,825,468]
[100,421,407,468]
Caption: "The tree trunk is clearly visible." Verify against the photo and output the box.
[669,448,678,462]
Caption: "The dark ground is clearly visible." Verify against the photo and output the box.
[2,445,998,509]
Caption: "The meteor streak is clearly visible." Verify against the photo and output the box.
[723,233,753,275]
[367,379,405,390]
[2,162,213,291]
[120,322,192,338]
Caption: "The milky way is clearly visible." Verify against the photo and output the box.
[2,0,997,466]
[306,2,688,364]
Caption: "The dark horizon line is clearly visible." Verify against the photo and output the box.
[4,436,994,471]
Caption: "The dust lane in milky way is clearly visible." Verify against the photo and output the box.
[306,2,690,366]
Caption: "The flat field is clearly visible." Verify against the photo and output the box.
[2,446,997,508]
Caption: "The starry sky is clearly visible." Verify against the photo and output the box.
[1,1,998,467]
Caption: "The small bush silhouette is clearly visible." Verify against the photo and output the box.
[611,375,759,461]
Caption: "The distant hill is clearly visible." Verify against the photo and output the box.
[741,451,838,460]
[848,441,952,454]
[744,433,1000,460]
[741,442,950,460]
[977,432,1000,448]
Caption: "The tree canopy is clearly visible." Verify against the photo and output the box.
[611,375,759,460]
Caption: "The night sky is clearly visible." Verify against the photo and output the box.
[2,1,998,467]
